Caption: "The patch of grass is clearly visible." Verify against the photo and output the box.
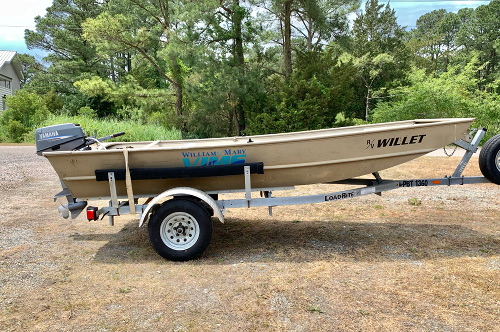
[408,197,422,206]
[34,114,182,143]
[307,305,324,314]
[479,247,491,254]
[357,309,371,316]
[118,287,132,294]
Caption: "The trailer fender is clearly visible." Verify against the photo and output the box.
[139,187,224,227]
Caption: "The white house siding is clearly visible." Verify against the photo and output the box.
[0,86,12,97]
[0,85,11,96]
[0,51,22,92]
[1,70,19,92]
[0,81,10,110]
[0,64,18,90]
[0,51,23,110]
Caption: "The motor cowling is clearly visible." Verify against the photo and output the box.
[35,123,87,156]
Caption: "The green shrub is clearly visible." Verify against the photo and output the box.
[371,66,500,142]
[472,92,500,137]
[0,90,49,142]
[36,115,182,143]
[0,90,182,143]
[1,120,25,142]
[77,106,97,118]
[372,69,471,122]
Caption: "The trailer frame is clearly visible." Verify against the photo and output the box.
[57,127,498,261]
[92,128,490,221]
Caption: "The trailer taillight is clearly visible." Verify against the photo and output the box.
[86,206,98,221]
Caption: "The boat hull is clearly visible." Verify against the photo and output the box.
[43,118,475,199]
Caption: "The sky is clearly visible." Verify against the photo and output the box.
[388,0,491,29]
[0,0,53,59]
[0,0,492,60]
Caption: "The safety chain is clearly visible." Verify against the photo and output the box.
[443,145,458,157]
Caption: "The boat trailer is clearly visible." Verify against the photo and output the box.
[50,127,499,261]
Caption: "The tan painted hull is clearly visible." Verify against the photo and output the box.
[43,118,475,199]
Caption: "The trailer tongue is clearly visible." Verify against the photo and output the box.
[36,121,500,261]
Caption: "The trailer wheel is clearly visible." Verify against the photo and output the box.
[479,134,500,185]
[148,199,212,261]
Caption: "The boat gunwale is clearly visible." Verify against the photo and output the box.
[42,118,475,157]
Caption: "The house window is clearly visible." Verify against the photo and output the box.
[0,80,11,88]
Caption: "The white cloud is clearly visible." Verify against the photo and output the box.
[0,0,52,54]
[0,0,52,43]
[0,0,491,54]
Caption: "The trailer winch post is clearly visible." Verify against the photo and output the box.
[452,128,486,177]
[244,165,252,208]
[108,172,118,226]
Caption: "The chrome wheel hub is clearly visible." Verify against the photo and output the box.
[160,212,200,250]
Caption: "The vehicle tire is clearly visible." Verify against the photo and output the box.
[479,134,500,185]
[148,199,212,261]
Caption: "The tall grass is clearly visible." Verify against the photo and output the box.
[35,115,182,142]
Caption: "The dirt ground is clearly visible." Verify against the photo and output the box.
[1,145,499,332]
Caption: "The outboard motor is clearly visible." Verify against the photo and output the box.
[35,123,87,155]
[36,123,125,219]
[35,123,125,155]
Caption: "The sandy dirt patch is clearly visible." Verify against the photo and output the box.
[1,145,499,331]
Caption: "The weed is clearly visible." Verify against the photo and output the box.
[119,288,132,294]
[308,305,324,313]
[408,197,422,206]
[358,310,371,316]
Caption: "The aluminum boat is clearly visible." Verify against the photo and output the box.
[39,118,475,200]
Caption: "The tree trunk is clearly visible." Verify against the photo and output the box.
[233,1,244,67]
[283,0,293,77]
[232,0,245,135]
[174,82,182,117]
[110,56,116,83]
[219,0,247,135]
[168,52,185,131]
[126,53,132,72]
[173,80,184,131]
[365,88,371,121]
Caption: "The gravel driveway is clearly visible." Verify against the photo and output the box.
[1,145,499,331]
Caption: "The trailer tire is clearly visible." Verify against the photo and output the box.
[479,134,500,185]
[148,199,212,261]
